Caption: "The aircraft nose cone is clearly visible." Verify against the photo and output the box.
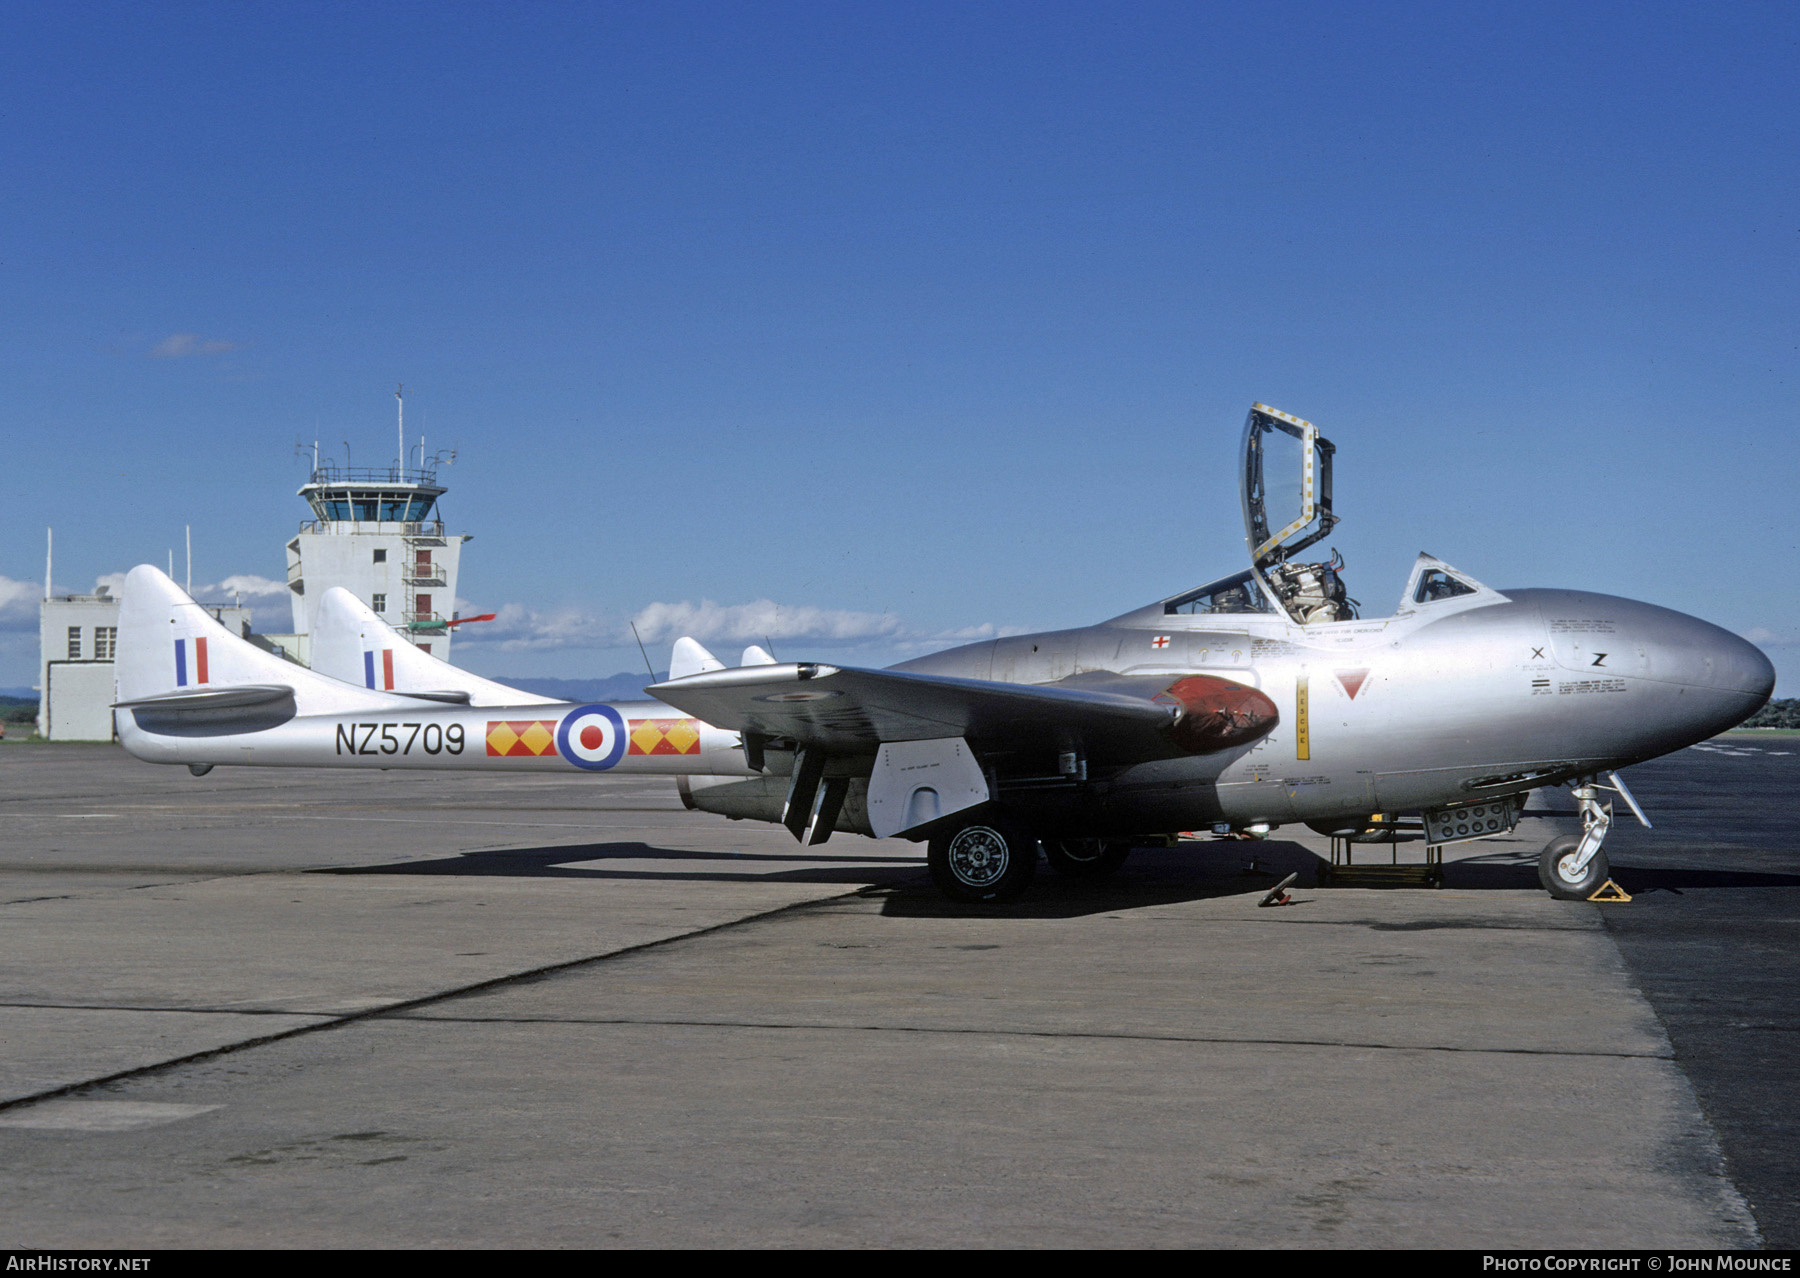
[1724,632,1777,703]
[1642,611,1776,702]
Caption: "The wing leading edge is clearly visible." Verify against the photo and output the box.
[646,663,1277,763]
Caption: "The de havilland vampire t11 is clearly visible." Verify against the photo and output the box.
[113,405,1773,904]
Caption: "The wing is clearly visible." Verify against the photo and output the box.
[646,663,1276,763]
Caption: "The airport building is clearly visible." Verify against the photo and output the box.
[35,449,471,740]
[263,455,468,668]
[38,588,249,741]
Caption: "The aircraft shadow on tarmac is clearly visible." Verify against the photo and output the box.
[322,841,926,886]
[316,839,1290,919]
[314,839,1800,919]
[1392,849,1800,894]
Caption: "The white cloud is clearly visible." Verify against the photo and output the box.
[205,574,289,602]
[630,599,902,645]
[0,575,40,629]
[149,333,242,358]
[449,594,1019,660]
[453,602,605,652]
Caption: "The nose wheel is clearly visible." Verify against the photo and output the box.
[1538,833,1610,899]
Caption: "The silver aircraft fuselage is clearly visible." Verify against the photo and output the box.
[885,576,1772,835]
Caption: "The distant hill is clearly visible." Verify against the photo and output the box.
[485,672,669,702]
[0,694,38,726]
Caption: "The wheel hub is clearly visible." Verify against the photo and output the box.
[947,826,1009,887]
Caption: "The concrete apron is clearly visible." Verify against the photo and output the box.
[0,751,1759,1248]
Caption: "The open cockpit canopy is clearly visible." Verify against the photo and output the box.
[1150,407,1507,628]
[1239,404,1355,624]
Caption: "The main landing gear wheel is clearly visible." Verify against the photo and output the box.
[929,813,1038,904]
[1041,838,1131,878]
[1538,833,1609,900]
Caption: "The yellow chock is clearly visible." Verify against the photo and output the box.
[1588,879,1632,903]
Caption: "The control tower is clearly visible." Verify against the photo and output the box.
[281,445,470,664]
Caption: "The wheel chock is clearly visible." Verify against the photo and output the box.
[1259,872,1299,908]
[1587,879,1632,903]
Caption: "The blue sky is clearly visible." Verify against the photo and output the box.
[3,1,1796,690]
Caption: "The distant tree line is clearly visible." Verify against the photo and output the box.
[1740,698,1800,729]
[0,696,38,727]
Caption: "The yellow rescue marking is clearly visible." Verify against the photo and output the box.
[1296,675,1310,760]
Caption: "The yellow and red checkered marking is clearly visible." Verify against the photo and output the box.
[628,717,701,756]
[486,720,559,757]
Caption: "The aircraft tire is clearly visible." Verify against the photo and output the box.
[1042,838,1131,878]
[929,813,1038,904]
[1538,834,1609,900]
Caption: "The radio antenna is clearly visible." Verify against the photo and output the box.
[630,622,656,683]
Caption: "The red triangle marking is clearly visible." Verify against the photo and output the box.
[1337,669,1370,700]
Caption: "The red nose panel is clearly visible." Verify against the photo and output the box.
[1157,675,1279,753]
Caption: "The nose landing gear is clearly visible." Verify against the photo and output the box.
[1537,772,1650,900]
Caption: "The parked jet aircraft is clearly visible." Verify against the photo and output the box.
[114,406,1773,904]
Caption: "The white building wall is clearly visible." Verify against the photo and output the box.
[39,595,120,740]
[38,595,253,741]
[286,528,466,660]
[47,662,117,741]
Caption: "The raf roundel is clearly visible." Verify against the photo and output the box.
[556,704,628,771]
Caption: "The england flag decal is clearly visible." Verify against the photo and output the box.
[557,704,628,771]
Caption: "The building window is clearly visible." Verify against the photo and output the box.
[371,594,386,614]
[94,627,117,660]
[67,626,82,659]
[373,548,387,564]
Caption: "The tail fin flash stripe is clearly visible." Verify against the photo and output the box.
[173,640,187,688]
[363,651,376,689]
[382,649,395,690]
[195,637,209,685]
